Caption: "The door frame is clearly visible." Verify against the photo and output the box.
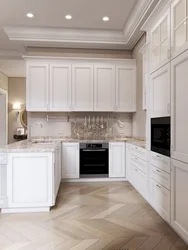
[0,87,8,145]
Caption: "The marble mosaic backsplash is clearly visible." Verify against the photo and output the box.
[28,112,132,139]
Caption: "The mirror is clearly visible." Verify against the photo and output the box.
[20,108,27,129]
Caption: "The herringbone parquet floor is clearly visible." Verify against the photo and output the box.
[0,181,187,250]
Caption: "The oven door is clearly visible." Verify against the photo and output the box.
[80,148,109,175]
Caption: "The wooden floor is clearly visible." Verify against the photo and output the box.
[0,182,187,250]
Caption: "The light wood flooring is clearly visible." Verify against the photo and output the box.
[0,181,187,250]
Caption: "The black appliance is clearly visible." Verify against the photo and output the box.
[151,117,170,157]
[80,143,109,177]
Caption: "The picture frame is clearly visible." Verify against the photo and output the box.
[16,127,25,135]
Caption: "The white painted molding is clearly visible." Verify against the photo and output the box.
[2,0,160,51]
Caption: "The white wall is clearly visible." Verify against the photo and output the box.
[8,78,26,143]
[132,35,146,138]
[0,94,6,146]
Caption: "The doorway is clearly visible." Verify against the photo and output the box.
[0,88,7,146]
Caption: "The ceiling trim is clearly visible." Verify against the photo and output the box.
[2,0,160,52]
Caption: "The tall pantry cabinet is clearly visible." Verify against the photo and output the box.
[142,0,188,244]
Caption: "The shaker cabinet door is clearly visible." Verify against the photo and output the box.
[72,64,94,111]
[26,63,49,111]
[50,64,71,111]
[94,65,115,111]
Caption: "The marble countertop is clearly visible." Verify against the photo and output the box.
[0,137,146,153]
[0,140,61,153]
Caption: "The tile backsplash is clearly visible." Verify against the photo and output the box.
[28,112,133,139]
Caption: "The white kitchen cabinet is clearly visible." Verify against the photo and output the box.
[131,165,148,198]
[171,50,188,163]
[62,143,79,179]
[115,63,136,112]
[109,142,126,178]
[26,63,49,111]
[171,159,188,243]
[171,0,188,59]
[126,143,131,182]
[150,9,170,73]
[72,64,94,111]
[150,63,170,118]
[5,153,54,210]
[94,65,116,111]
[140,44,147,110]
[50,64,71,111]
[54,145,61,198]
[151,178,171,223]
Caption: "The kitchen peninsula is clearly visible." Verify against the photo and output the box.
[0,137,145,213]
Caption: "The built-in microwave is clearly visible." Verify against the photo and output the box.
[151,117,170,157]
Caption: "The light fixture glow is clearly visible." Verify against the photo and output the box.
[103,16,109,22]
[65,15,72,20]
[27,13,34,18]
[13,103,21,110]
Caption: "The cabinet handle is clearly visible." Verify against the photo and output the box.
[135,157,138,161]
[156,155,160,158]
[135,168,138,172]
[156,184,161,189]
[135,146,138,150]
[156,169,161,173]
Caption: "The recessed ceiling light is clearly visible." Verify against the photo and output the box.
[65,15,72,20]
[103,16,109,22]
[27,13,34,18]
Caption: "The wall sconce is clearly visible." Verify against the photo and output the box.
[13,103,21,119]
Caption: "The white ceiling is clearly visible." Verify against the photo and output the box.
[0,0,160,77]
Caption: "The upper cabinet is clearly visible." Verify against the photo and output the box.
[150,9,170,73]
[115,63,136,112]
[50,64,71,111]
[150,63,170,118]
[25,59,137,112]
[72,64,94,111]
[171,49,188,163]
[171,0,188,59]
[94,65,115,111]
[26,63,49,111]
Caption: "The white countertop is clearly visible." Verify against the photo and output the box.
[0,137,146,153]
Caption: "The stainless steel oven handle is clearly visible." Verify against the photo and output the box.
[82,149,106,152]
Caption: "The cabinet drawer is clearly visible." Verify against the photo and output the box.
[151,179,170,223]
[151,165,170,190]
[151,152,170,173]
[130,145,147,161]
[130,165,148,200]
[130,154,147,174]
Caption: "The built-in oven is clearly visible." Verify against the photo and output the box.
[151,117,170,157]
[80,143,109,177]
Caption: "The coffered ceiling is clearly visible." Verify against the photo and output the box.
[0,0,160,76]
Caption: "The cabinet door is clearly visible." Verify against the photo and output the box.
[26,63,49,111]
[171,50,188,163]
[116,64,136,112]
[131,165,148,200]
[7,153,53,208]
[150,63,170,118]
[171,0,188,59]
[72,65,94,111]
[50,64,71,111]
[94,65,115,111]
[151,9,170,73]
[62,143,79,179]
[171,159,188,243]
[109,142,125,178]
[151,178,170,223]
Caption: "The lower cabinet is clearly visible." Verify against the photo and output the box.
[54,144,62,199]
[109,142,126,178]
[151,178,170,223]
[62,143,79,179]
[6,152,55,209]
[171,159,188,243]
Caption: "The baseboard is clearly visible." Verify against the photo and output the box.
[1,207,50,214]
[61,178,128,183]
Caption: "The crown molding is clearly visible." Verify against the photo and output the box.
[3,0,160,51]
